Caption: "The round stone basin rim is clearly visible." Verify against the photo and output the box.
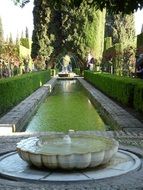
[16,134,119,170]
[17,134,119,156]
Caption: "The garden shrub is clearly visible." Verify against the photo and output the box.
[74,68,82,76]
[133,82,143,112]
[0,70,51,116]
[84,71,143,111]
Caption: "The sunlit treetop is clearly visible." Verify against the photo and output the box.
[12,0,143,13]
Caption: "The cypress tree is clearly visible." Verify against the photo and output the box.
[105,13,136,46]
[25,26,29,39]
[61,1,105,62]
[105,13,136,76]
[31,0,62,59]
[16,32,19,45]
[31,0,105,70]
[9,32,13,44]
[0,17,4,54]
[20,27,30,49]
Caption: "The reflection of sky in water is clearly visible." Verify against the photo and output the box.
[26,80,106,132]
[62,80,76,92]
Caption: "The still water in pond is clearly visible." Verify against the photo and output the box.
[26,80,106,132]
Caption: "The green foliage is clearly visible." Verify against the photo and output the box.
[104,37,112,51]
[61,2,105,63]
[31,0,58,59]
[105,13,136,47]
[19,45,30,58]
[113,43,123,76]
[102,43,123,75]
[71,0,143,14]
[134,83,143,112]
[104,13,136,76]
[25,27,29,38]
[20,38,30,49]
[74,68,82,76]
[137,33,143,56]
[2,43,19,59]
[33,55,45,70]
[122,45,136,76]
[12,0,143,14]
[84,71,143,112]
[9,32,13,44]
[0,17,4,46]
[0,70,51,116]
[32,0,105,69]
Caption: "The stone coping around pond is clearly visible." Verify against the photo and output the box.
[77,78,143,132]
[0,76,143,134]
[0,77,57,133]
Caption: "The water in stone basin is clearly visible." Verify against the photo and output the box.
[17,134,119,170]
[32,135,116,155]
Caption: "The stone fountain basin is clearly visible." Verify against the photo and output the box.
[17,134,119,170]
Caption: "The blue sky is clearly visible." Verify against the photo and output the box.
[0,0,143,40]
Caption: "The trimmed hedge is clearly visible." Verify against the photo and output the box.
[84,71,143,112]
[0,70,51,116]
[134,83,143,112]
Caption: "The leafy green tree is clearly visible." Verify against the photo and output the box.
[0,17,4,54]
[63,1,105,63]
[104,13,136,76]
[11,0,143,13]
[20,38,30,49]
[0,17,4,46]
[31,0,56,59]
[105,13,136,46]
[31,0,105,70]
[20,27,30,49]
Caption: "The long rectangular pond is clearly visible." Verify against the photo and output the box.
[25,79,107,132]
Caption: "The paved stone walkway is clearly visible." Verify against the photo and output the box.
[0,77,143,189]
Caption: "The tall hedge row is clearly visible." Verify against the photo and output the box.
[133,83,143,112]
[84,71,143,112]
[0,70,51,116]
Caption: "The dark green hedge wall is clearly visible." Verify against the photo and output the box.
[133,83,143,112]
[0,70,51,116]
[84,71,143,112]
